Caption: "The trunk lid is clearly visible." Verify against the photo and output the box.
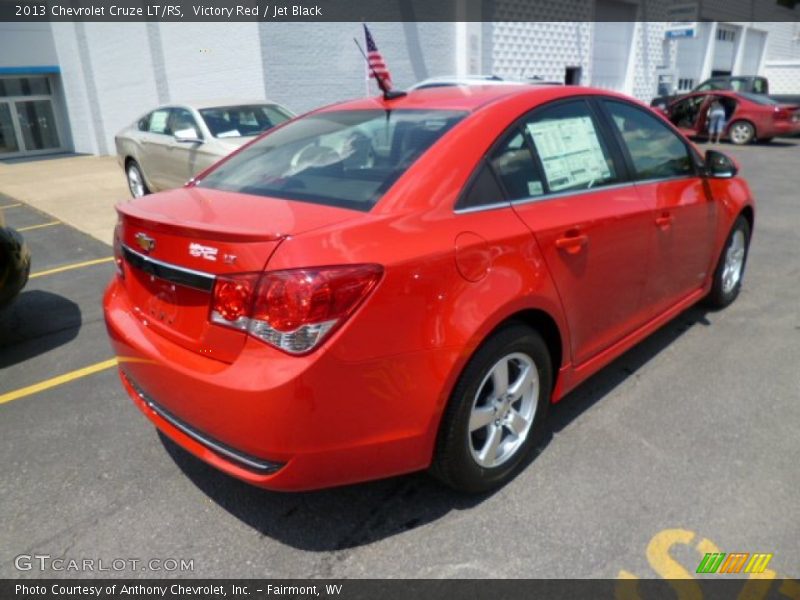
[116,186,360,362]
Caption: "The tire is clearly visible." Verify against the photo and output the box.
[126,159,150,198]
[0,227,31,310]
[431,323,552,493]
[706,216,751,309]
[728,121,755,145]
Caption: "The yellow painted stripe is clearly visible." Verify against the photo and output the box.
[0,203,22,209]
[0,358,118,405]
[29,256,114,279]
[17,220,61,232]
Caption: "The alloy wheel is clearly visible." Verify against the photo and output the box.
[730,123,753,145]
[722,229,746,294]
[468,352,538,469]
[127,164,145,198]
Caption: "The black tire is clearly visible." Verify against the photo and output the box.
[126,159,150,198]
[0,227,31,310]
[431,323,552,493]
[728,120,755,145]
[705,216,751,309]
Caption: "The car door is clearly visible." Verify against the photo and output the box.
[598,99,717,317]
[140,107,174,190]
[503,99,652,366]
[668,94,707,137]
[160,107,206,189]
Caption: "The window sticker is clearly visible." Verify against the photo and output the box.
[527,180,544,196]
[218,129,241,138]
[149,110,169,134]
[527,116,611,192]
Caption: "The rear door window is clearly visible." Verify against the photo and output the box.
[602,100,694,180]
[198,109,465,211]
[524,100,619,193]
[148,108,172,135]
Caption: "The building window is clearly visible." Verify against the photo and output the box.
[717,28,736,42]
[678,78,695,91]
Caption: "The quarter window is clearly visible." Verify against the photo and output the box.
[524,101,618,193]
[459,163,506,210]
[603,100,693,180]
[489,131,544,200]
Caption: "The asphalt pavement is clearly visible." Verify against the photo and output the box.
[0,140,798,584]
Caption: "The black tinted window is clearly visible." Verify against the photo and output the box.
[489,131,544,200]
[169,108,201,137]
[604,100,693,180]
[525,100,618,193]
[458,162,505,210]
[199,109,465,211]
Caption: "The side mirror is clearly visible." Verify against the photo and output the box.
[704,149,737,178]
[174,128,202,144]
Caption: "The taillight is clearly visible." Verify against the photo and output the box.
[210,265,382,354]
[113,223,124,278]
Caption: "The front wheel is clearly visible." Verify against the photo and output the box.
[728,121,755,145]
[706,216,751,309]
[431,324,552,493]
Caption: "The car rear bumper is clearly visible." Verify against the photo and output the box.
[103,276,448,491]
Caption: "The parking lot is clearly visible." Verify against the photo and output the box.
[1,140,798,582]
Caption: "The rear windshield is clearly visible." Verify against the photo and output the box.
[199,104,293,138]
[197,109,466,211]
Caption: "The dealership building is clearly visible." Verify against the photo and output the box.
[1,0,799,158]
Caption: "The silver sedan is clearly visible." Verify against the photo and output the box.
[115,100,294,198]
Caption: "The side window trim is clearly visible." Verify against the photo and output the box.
[594,97,702,181]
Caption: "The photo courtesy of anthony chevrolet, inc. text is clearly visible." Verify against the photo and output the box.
[0,0,798,598]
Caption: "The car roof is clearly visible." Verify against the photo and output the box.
[154,99,287,111]
[313,84,624,114]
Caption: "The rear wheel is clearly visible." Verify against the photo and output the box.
[728,121,755,145]
[706,216,750,309]
[432,324,552,493]
[126,160,150,198]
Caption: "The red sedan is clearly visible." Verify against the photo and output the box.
[104,85,754,492]
[664,90,800,144]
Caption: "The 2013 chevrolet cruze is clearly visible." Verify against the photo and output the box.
[104,85,754,492]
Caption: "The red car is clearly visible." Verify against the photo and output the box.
[104,85,754,492]
[664,90,800,144]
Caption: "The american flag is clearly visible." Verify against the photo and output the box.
[364,24,393,90]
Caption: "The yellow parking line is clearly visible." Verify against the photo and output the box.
[0,358,118,405]
[17,220,61,232]
[29,256,114,279]
[0,203,22,209]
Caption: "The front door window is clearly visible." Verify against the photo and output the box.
[0,103,20,154]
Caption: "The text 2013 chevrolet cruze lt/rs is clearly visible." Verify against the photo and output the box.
[104,85,754,492]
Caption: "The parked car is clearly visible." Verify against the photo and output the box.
[651,75,769,110]
[661,90,800,144]
[410,75,564,90]
[0,211,31,310]
[115,101,294,198]
[104,84,754,493]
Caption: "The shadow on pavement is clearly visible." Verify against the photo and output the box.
[0,290,82,369]
[160,305,711,551]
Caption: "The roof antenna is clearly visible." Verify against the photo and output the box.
[353,38,407,101]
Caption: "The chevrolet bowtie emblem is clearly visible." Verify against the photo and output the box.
[134,232,156,253]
